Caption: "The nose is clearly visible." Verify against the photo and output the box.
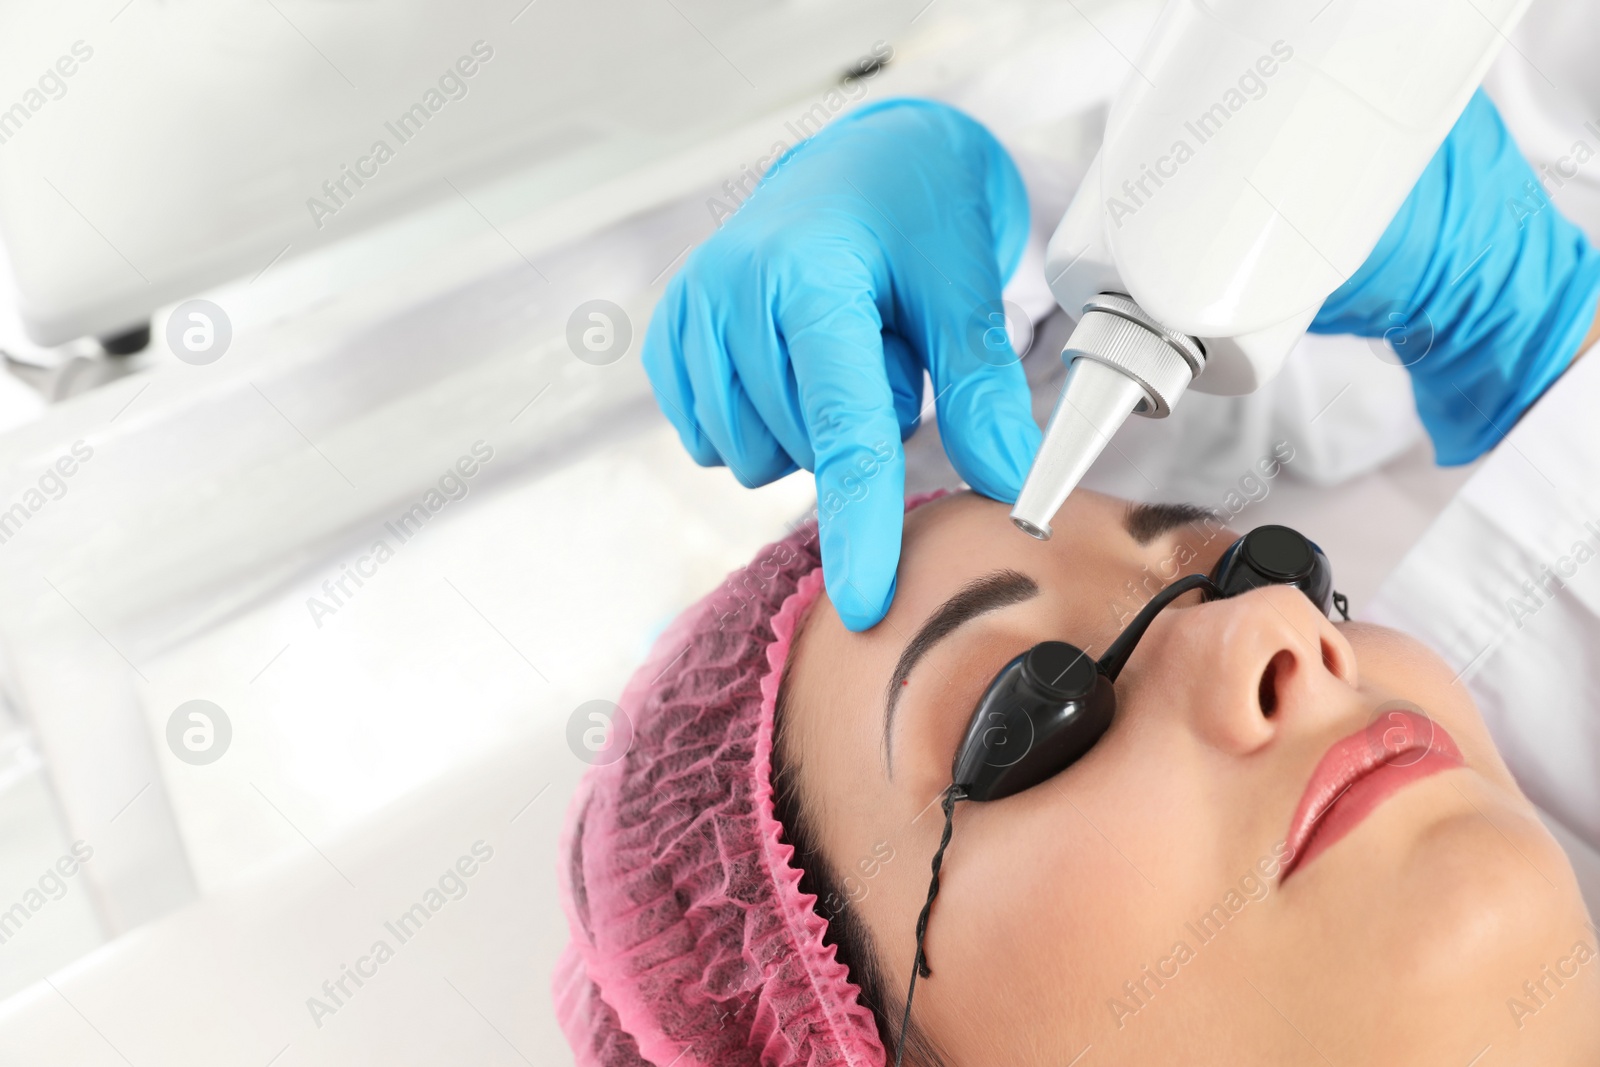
[1114,585,1358,756]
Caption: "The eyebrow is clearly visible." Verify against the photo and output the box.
[882,569,1040,774]
[1123,501,1217,545]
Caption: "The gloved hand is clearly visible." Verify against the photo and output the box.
[1312,88,1600,463]
[642,98,1038,631]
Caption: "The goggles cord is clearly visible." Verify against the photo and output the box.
[895,783,965,1067]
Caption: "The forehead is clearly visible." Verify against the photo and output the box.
[865,489,1136,636]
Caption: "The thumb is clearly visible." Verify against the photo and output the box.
[921,288,1041,503]
[892,141,1039,501]
[936,109,1040,500]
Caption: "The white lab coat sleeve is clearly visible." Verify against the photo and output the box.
[1365,343,1600,869]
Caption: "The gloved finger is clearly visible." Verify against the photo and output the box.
[783,284,907,632]
[641,278,723,468]
[928,308,1040,502]
[716,229,901,470]
[686,358,798,488]
[904,248,1040,502]
[711,256,818,471]
[881,329,925,438]
[672,273,801,488]
[948,129,1038,498]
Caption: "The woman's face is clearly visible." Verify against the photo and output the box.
[783,490,1600,1065]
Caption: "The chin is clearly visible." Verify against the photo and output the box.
[1383,785,1586,994]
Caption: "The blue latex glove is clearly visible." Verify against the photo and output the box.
[642,99,1038,631]
[1312,89,1600,463]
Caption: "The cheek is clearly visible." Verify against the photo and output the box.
[887,783,1181,1047]
[1242,772,1587,1048]
[1340,624,1519,790]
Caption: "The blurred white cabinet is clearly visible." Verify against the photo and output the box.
[0,0,918,344]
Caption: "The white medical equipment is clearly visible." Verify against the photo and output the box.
[1011,0,1534,538]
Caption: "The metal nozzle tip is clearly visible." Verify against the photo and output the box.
[1009,294,1204,545]
[1011,516,1052,540]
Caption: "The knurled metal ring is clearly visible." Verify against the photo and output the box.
[1081,292,1206,377]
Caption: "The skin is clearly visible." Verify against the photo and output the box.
[1578,311,1600,365]
[783,490,1600,1066]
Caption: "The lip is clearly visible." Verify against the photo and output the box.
[1279,709,1464,884]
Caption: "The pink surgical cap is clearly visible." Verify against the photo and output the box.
[555,497,941,1067]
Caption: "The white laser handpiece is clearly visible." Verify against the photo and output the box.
[1012,0,1532,538]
